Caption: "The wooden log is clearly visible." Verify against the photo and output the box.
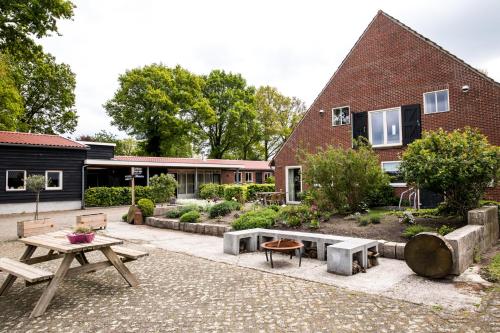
[404,232,454,279]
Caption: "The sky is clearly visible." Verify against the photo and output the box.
[38,0,500,139]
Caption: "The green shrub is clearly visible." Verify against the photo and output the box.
[223,185,248,203]
[85,186,155,207]
[437,225,455,236]
[246,184,275,201]
[366,184,399,207]
[301,140,390,213]
[121,213,128,222]
[401,127,500,218]
[370,215,381,224]
[199,183,225,200]
[268,205,280,212]
[482,254,500,283]
[402,225,433,238]
[209,201,241,218]
[180,210,200,223]
[358,216,370,226]
[231,209,278,230]
[165,209,181,218]
[165,204,200,218]
[265,176,275,184]
[137,198,155,217]
[277,205,311,227]
[309,219,320,229]
[149,173,177,204]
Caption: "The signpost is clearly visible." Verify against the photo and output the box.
[127,167,144,205]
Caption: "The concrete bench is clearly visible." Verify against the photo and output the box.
[0,257,53,283]
[326,239,379,276]
[223,229,260,255]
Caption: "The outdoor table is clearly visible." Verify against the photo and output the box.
[256,192,285,205]
[0,230,139,318]
[261,239,304,268]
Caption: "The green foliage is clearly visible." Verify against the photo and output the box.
[149,173,177,204]
[277,205,311,227]
[301,141,390,213]
[358,216,371,226]
[0,54,23,130]
[402,225,433,238]
[255,86,306,160]
[13,51,77,134]
[365,183,399,207]
[209,201,241,218]
[268,205,280,212]
[121,213,128,222]
[180,210,200,223]
[73,226,92,234]
[223,185,248,203]
[309,219,320,229]
[199,183,225,200]
[137,198,154,217]
[165,204,200,218]
[481,200,500,222]
[231,209,278,231]
[370,215,381,224]
[401,128,500,218]
[437,225,455,236]
[84,186,155,207]
[0,1,74,60]
[483,254,500,282]
[25,174,45,192]
[265,176,275,184]
[246,184,275,201]
[77,131,141,156]
[104,64,203,156]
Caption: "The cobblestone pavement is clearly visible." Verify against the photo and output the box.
[0,241,498,333]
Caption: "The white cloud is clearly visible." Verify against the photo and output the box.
[38,0,500,138]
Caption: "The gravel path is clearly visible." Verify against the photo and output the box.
[0,240,498,332]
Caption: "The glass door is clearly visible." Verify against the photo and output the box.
[177,171,196,198]
[286,167,302,203]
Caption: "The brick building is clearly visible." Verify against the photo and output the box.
[272,11,500,204]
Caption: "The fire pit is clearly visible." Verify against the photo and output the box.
[260,239,304,268]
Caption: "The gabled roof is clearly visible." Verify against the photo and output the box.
[86,155,274,171]
[0,131,87,149]
[272,10,500,163]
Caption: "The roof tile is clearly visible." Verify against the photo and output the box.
[0,131,86,149]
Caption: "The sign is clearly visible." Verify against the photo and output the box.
[132,167,143,175]
[125,175,133,181]
[134,175,144,178]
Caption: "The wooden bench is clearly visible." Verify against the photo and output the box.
[76,213,107,230]
[0,258,53,283]
[111,246,149,261]
[17,219,55,238]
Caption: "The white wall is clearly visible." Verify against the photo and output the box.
[0,201,82,215]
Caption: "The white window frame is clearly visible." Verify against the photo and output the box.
[6,170,27,191]
[285,165,302,204]
[423,89,450,114]
[245,172,253,183]
[332,106,350,126]
[381,161,406,187]
[234,172,242,183]
[263,172,273,181]
[45,170,63,190]
[368,107,402,148]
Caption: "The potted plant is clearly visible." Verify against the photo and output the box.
[26,174,46,220]
[66,226,95,244]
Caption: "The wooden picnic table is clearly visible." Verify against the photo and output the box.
[0,230,140,318]
[256,191,285,205]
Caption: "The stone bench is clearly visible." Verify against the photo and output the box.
[326,239,379,276]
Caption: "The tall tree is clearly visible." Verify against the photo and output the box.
[77,130,141,156]
[12,52,77,134]
[188,70,255,159]
[0,0,74,60]
[255,86,306,160]
[104,64,205,157]
[0,54,23,130]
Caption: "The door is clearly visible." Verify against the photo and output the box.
[286,167,302,203]
[177,172,196,199]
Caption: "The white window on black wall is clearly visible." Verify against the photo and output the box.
[45,170,63,190]
[368,107,402,147]
[332,106,350,126]
[6,170,26,191]
[424,89,449,114]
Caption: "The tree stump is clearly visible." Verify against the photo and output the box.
[127,205,138,224]
[404,232,454,279]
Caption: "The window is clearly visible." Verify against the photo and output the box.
[245,172,253,183]
[332,106,350,126]
[381,161,406,187]
[368,107,402,147]
[45,171,63,190]
[263,172,273,181]
[6,170,26,191]
[424,90,449,114]
[286,166,302,203]
[234,172,242,183]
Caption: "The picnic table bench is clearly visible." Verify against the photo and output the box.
[0,230,148,318]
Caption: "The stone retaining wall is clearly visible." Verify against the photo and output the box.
[377,240,406,260]
[146,217,231,237]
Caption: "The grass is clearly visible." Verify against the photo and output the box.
[402,225,434,238]
[482,254,500,283]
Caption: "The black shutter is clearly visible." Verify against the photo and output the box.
[352,112,368,141]
[402,104,421,145]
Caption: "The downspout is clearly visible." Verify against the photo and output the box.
[81,165,87,210]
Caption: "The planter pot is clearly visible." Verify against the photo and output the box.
[134,210,144,225]
[67,232,95,244]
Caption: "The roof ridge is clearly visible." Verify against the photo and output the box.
[0,131,63,137]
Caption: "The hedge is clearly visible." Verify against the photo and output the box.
[85,186,156,207]
[137,198,154,217]
[231,208,278,230]
[223,185,248,203]
[199,183,225,200]
[246,184,275,201]
[209,201,241,218]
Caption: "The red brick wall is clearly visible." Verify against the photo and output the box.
[274,12,500,201]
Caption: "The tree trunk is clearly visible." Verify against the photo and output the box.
[35,192,40,220]
[404,232,454,278]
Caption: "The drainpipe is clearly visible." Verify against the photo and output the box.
[81,165,87,210]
